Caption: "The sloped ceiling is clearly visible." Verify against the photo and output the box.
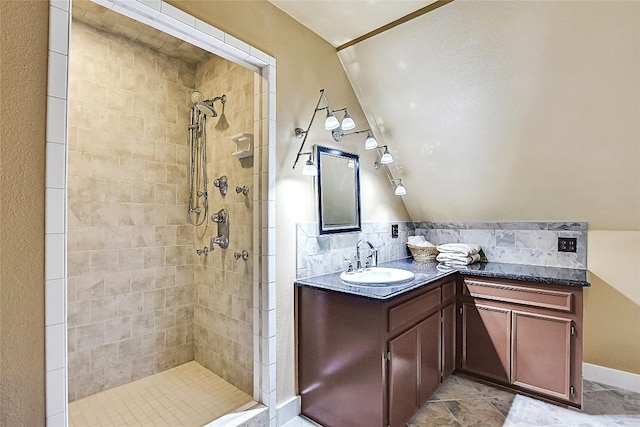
[338,0,639,229]
[275,1,639,229]
[268,0,437,47]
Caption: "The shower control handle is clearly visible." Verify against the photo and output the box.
[210,236,229,249]
[235,185,249,196]
[211,209,228,223]
[213,175,228,196]
[234,250,249,261]
[196,247,209,256]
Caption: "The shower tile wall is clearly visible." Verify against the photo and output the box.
[193,56,254,395]
[67,21,196,401]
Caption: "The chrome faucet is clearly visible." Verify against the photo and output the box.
[356,240,377,270]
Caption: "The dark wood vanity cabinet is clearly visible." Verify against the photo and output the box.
[459,277,583,407]
[298,274,584,427]
[298,278,456,427]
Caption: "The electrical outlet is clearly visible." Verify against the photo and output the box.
[391,224,399,238]
[558,237,577,253]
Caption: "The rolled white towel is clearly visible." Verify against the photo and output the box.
[407,235,434,247]
[436,252,481,265]
[436,243,481,257]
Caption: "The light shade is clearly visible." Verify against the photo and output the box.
[341,112,355,131]
[394,180,406,196]
[324,110,340,130]
[302,158,316,176]
[380,147,393,164]
[365,134,378,150]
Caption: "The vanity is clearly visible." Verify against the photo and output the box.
[295,259,589,427]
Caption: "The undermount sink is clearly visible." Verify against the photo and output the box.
[340,267,415,286]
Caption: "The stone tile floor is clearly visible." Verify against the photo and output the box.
[409,374,640,426]
[286,374,640,426]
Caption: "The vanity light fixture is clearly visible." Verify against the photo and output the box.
[392,178,407,196]
[364,131,378,150]
[292,89,380,169]
[380,146,393,164]
[324,108,340,130]
[300,152,317,176]
[340,111,356,131]
[375,154,407,196]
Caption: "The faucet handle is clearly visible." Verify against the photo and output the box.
[368,249,378,268]
[364,257,372,269]
[344,258,354,273]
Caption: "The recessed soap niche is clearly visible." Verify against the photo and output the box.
[232,133,253,158]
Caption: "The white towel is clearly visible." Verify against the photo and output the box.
[436,243,481,257]
[436,252,481,265]
[407,235,434,248]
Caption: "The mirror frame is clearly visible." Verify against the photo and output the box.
[316,145,362,235]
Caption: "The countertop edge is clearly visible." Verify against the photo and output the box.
[458,269,591,288]
[295,260,590,301]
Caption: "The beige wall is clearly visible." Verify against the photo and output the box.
[193,55,255,394]
[167,0,411,404]
[67,20,197,400]
[0,1,47,424]
[339,1,640,375]
[585,231,640,374]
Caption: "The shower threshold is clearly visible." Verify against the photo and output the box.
[69,361,255,427]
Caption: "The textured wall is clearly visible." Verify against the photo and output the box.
[0,1,48,424]
[585,231,640,375]
[339,0,640,375]
[193,55,255,394]
[67,20,196,400]
[339,0,640,231]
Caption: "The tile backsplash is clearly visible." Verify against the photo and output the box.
[296,222,414,279]
[296,221,587,279]
[413,221,587,269]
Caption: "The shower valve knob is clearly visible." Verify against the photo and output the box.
[213,175,229,196]
[196,247,209,256]
[235,185,249,196]
[211,208,228,223]
[234,250,249,261]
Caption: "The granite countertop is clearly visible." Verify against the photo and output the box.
[294,258,590,301]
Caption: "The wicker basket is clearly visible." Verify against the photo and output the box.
[407,243,438,262]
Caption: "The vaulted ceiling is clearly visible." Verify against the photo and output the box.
[268,0,438,47]
[268,1,639,228]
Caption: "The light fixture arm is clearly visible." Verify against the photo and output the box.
[373,147,406,195]
[292,89,327,169]
[331,128,371,143]
[293,89,351,169]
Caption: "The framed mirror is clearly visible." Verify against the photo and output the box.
[316,145,361,235]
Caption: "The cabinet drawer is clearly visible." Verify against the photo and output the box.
[463,279,573,313]
[389,287,440,333]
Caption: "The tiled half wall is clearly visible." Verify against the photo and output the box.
[296,221,587,279]
[296,222,413,279]
[414,221,587,269]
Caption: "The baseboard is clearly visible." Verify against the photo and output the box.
[276,395,300,426]
[583,362,640,393]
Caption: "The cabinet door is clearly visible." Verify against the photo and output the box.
[441,302,456,381]
[389,328,418,427]
[512,311,573,400]
[461,302,511,383]
[418,311,440,404]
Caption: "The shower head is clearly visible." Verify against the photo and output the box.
[195,101,217,117]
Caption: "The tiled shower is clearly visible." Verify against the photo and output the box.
[67,1,255,409]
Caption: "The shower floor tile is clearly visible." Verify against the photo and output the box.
[69,361,254,427]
